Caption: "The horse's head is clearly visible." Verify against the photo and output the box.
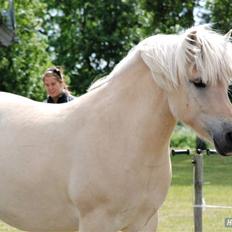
[166,26,232,156]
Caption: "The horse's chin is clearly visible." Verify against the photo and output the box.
[213,138,232,156]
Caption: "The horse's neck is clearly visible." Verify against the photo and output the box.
[106,51,176,154]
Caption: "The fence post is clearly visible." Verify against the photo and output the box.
[193,151,203,232]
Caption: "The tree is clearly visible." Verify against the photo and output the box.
[0,0,200,98]
[42,0,197,95]
[205,0,232,33]
[139,0,196,35]
[42,0,144,94]
[0,0,51,100]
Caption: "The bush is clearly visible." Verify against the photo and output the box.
[170,124,196,149]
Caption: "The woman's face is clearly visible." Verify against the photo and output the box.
[43,75,64,98]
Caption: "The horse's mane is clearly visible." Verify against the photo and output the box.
[140,25,232,90]
[88,25,232,91]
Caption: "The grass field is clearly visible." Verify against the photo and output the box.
[0,153,231,232]
[158,154,232,232]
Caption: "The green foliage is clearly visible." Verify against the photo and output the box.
[42,0,142,95]
[0,0,52,100]
[0,0,198,98]
[42,0,196,95]
[206,0,232,33]
[170,125,196,149]
[2,0,231,100]
[139,0,196,35]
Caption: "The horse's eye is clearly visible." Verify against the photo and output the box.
[228,85,232,103]
[190,79,207,88]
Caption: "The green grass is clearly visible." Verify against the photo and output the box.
[0,154,232,232]
[158,154,232,232]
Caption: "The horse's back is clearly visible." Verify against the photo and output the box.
[0,92,47,118]
[0,91,36,105]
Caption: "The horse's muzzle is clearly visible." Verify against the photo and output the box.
[213,131,232,156]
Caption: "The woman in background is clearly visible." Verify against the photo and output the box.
[42,66,75,103]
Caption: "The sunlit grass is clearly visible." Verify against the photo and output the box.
[158,154,232,232]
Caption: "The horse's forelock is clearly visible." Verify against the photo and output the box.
[178,26,232,85]
[140,26,232,90]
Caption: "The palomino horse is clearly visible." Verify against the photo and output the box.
[1,25,232,232]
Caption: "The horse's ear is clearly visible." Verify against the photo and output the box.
[185,30,202,61]
[185,30,202,78]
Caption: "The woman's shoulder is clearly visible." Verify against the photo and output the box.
[67,94,76,102]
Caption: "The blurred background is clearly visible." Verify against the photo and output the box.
[0,0,231,102]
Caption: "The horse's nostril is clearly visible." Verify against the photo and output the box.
[225,132,232,143]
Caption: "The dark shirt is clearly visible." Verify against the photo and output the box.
[44,92,75,104]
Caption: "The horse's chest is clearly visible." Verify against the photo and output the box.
[117,165,171,229]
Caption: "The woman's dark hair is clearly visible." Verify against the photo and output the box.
[43,66,64,80]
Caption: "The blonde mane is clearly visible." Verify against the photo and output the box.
[89,25,232,92]
[140,25,232,89]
